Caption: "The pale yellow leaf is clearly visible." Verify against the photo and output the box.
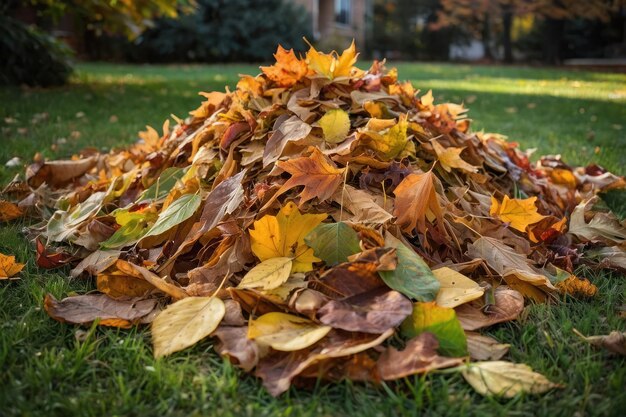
[152,297,225,358]
[247,312,331,351]
[238,257,293,291]
[433,267,485,308]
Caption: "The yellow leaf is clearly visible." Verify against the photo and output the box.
[432,267,485,308]
[238,257,293,290]
[0,200,23,222]
[249,202,326,272]
[247,312,331,351]
[318,109,351,143]
[421,90,434,107]
[431,140,478,173]
[490,195,547,233]
[306,40,357,79]
[462,361,561,398]
[364,115,409,159]
[0,253,25,279]
[151,297,225,358]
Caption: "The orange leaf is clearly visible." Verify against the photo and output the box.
[306,40,357,79]
[276,148,346,206]
[0,252,25,279]
[261,45,308,87]
[0,200,23,222]
[490,195,547,233]
[393,171,443,235]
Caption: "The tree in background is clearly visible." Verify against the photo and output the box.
[433,0,626,63]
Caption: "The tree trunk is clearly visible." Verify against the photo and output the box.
[482,12,493,60]
[542,18,564,65]
[502,5,513,63]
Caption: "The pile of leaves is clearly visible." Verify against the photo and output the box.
[2,43,625,397]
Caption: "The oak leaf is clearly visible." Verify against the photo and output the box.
[249,202,326,272]
[261,45,308,87]
[393,171,443,235]
[276,148,346,206]
[0,253,25,279]
[490,195,546,233]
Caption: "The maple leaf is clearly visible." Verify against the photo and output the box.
[276,147,346,206]
[490,195,547,233]
[0,253,25,279]
[393,171,443,235]
[431,139,478,173]
[0,200,23,222]
[260,45,308,88]
[249,202,326,272]
[306,40,357,79]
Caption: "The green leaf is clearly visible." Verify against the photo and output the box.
[400,301,467,357]
[144,194,201,238]
[304,222,361,266]
[138,167,186,202]
[100,217,148,249]
[378,234,439,301]
[318,109,351,144]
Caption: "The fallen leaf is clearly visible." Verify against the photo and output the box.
[432,267,485,308]
[143,193,201,238]
[377,332,464,380]
[379,233,440,301]
[318,109,351,143]
[0,200,23,222]
[213,326,260,371]
[152,296,225,358]
[573,329,626,356]
[26,156,98,188]
[247,312,332,351]
[569,198,626,244]
[276,148,346,206]
[466,332,510,360]
[393,171,443,235]
[304,222,360,266]
[237,257,293,290]
[44,293,157,328]
[461,361,561,398]
[306,40,357,79]
[0,253,25,279]
[401,301,467,357]
[250,202,326,272]
[263,116,312,167]
[261,45,308,87]
[364,115,409,159]
[431,140,478,173]
[455,287,524,331]
[317,288,412,334]
[490,195,546,233]
[332,184,393,225]
[70,250,121,278]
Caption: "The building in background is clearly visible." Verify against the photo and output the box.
[293,0,372,49]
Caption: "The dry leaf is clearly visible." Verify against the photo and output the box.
[461,361,561,398]
[306,40,357,79]
[319,109,351,144]
[466,332,510,360]
[249,202,326,272]
[261,45,308,87]
[377,332,464,380]
[248,312,332,351]
[213,326,260,371]
[0,253,25,279]
[152,296,225,358]
[573,329,626,355]
[455,287,524,331]
[490,195,547,233]
[432,267,485,308]
[431,140,478,173]
[237,257,293,290]
[393,171,443,235]
[0,200,23,222]
[276,147,346,206]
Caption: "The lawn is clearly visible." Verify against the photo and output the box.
[1,62,625,417]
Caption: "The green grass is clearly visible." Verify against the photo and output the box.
[1,62,625,417]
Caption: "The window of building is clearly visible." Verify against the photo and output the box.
[335,0,351,25]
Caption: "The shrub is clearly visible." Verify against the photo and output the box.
[0,16,73,87]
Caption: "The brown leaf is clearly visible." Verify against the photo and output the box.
[44,293,157,328]
[117,260,188,300]
[26,156,98,188]
[317,288,412,334]
[312,261,386,299]
[573,329,626,356]
[466,332,510,360]
[455,287,524,331]
[377,332,464,380]
[70,250,121,278]
[393,171,443,235]
[213,326,260,371]
[263,115,312,167]
[255,329,393,396]
[276,147,346,206]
